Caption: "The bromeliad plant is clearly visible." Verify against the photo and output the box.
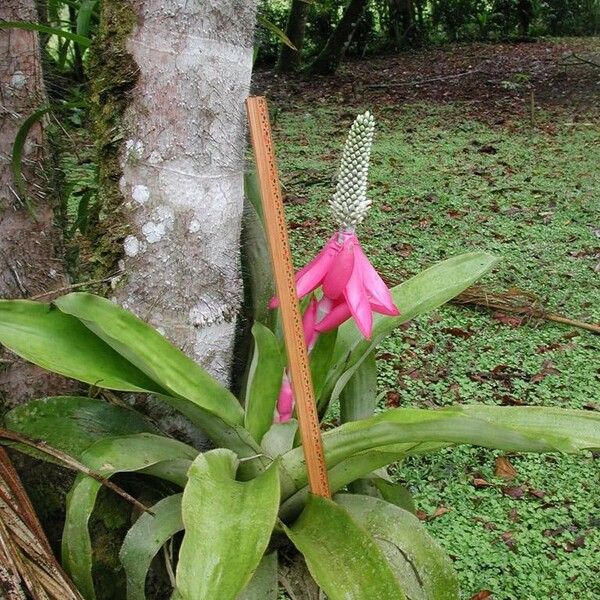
[1,114,599,600]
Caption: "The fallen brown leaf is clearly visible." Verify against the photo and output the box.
[494,456,517,480]
[432,506,451,519]
[472,477,493,488]
[565,536,586,552]
[502,486,525,499]
[442,327,474,339]
[492,312,524,327]
[501,531,517,550]
[386,391,400,408]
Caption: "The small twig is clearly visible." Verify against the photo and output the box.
[28,271,124,300]
[365,68,481,89]
[545,313,600,334]
[8,266,27,296]
[0,429,154,516]
[7,185,25,208]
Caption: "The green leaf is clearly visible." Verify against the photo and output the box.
[370,478,416,514]
[340,350,377,422]
[54,293,243,426]
[120,494,183,600]
[283,495,406,600]
[62,434,197,599]
[0,21,91,46]
[175,449,280,600]
[319,252,499,410]
[336,494,459,600]
[282,406,600,491]
[3,396,159,460]
[76,0,98,37]
[0,300,166,393]
[309,328,337,401]
[244,323,284,443]
[139,459,192,488]
[242,174,274,325]
[152,394,265,465]
[236,552,278,600]
[257,14,297,49]
[279,446,421,520]
[11,105,51,216]
[261,420,298,457]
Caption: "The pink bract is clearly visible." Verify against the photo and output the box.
[272,231,400,421]
[271,232,400,339]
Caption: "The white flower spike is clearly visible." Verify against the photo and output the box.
[329,111,376,231]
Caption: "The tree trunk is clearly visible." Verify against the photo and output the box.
[309,0,368,76]
[90,0,258,384]
[388,0,416,48]
[0,0,73,404]
[277,0,309,73]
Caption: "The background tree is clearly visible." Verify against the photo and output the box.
[0,0,72,403]
[388,0,417,48]
[310,0,369,75]
[278,0,310,72]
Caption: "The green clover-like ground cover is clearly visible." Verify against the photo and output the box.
[274,95,599,599]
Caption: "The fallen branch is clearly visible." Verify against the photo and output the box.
[452,286,600,334]
[365,68,482,89]
[560,52,600,69]
[0,429,153,516]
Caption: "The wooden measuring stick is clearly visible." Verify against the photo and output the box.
[246,96,331,498]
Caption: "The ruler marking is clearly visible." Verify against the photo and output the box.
[246,96,330,498]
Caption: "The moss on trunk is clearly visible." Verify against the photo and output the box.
[77,0,138,283]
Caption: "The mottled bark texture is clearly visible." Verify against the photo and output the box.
[96,0,258,384]
[0,0,72,405]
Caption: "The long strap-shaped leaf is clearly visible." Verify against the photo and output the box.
[283,495,407,599]
[4,396,160,461]
[281,406,600,491]
[237,552,279,600]
[0,301,165,393]
[62,434,198,599]
[244,322,284,443]
[336,493,459,600]
[54,293,243,426]
[120,494,184,600]
[0,299,263,458]
[174,449,280,600]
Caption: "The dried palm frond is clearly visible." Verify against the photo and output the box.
[453,286,600,334]
[0,447,83,600]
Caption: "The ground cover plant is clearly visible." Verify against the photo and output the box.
[263,40,600,598]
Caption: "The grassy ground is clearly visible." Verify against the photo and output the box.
[272,93,599,598]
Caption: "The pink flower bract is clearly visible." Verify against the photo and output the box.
[271,232,399,339]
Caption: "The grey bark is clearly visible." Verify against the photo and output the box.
[113,0,258,384]
[0,0,72,405]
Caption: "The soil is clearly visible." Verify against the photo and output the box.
[253,38,600,122]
